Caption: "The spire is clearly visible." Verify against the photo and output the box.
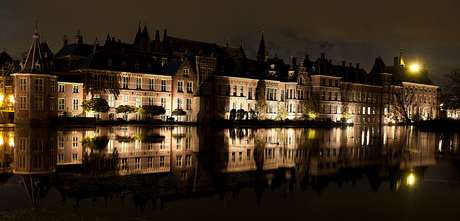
[257,28,268,62]
[75,29,83,44]
[34,17,38,34]
[63,34,68,47]
[20,21,50,74]
[134,22,142,45]
[142,23,150,39]
[105,31,111,46]
[226,35,229,46]
[399,44,405,67]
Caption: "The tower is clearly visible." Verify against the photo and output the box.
[399,45,405,67]
[12,23,58,125]
[256,29,268,62]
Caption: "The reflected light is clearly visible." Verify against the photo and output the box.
[407,173,415,186]
[347,119,352,124]
[0,136,3,145]
[9,95,14,104]
[410,64,419,71]
[9,137,14,147]
[0,94,3,102]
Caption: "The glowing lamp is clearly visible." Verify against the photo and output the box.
[9,95,14,104]
[410,64,419,71]
[407,173,415,186]
[0,94,4,102]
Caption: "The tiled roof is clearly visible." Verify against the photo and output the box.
[164,36,246,59]
[55,43,94,58]
[164,60,183,76]
[20,33,51,74]
[387,65,434,86]
[76,49,165,75]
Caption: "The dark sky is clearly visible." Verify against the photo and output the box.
[1,0,459,88]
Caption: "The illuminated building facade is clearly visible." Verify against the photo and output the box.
[9,24,440,124]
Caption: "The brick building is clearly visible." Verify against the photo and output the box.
[10,24,440,124]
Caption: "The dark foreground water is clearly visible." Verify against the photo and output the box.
[2,125,460,220]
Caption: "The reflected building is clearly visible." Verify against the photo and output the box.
[7,125,441,210]
[13,125,56,208]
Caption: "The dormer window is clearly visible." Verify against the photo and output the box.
[183,68,189,77]
[35,62,41,71]
[135,61,139,70]
[122,60,126,68]
[108,58,112,67]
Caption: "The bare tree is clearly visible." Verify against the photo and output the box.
[445,68,460,95]
[389,86,415,123]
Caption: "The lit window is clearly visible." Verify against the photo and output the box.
[35,78,43,92]
[177,81,183,92]
[160,156,165,167]
[176,156,182,167]
[72,99,79,111]
[20,96,27,110]
[161,80,166,91]
[108,95,115,107]
[72,85,79,93]
[136,78,142,89]
[183,69,189,77]
[19,78,27,91]
[187,82,193,93]
[123,76,129,89]
[58,84,65,93]
[149,79,154,90]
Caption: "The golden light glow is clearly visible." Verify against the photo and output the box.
[410,64,419,71]
[9,95,14,104]
[407,173,415,186]
[0,94,4,102]
[9,137,14,147]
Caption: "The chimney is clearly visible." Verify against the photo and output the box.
[329,59,332,64]
[342,61,346,67]
[349,62,353,68]
[305,54,310,61]
[356,63,360,69]
[320,53,325,59]
[155,30,160,41]
[164,29,168,38]
[291,56,297,67]
[394,57,398,66]
[75,30,83,44]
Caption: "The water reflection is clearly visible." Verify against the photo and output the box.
[0,125,448,216]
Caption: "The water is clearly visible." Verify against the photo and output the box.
[1,125,460,220]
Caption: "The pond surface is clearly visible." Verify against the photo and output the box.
[1,125,460,220]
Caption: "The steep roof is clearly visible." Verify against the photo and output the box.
[0,51,15,66]
[20,32,51,74]
[387,65,434,86]
[257,32,268,62]
[76,49,165,75]
[369,57,386,74]
[163,36,246,59]
[164,60,183,76]
[55,43,94,58]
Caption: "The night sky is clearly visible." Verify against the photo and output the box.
[1,0,459,88]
